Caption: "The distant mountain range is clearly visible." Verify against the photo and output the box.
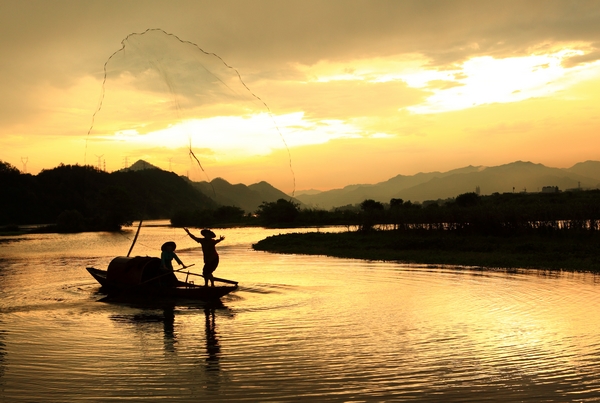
[295,161,600,210]
[125,159,304,213]
[127,159,600,212]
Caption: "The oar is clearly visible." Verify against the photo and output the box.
[175,263,195,272]
[182,270,238,286]
[148,264,237,286]
[211,275,238,286]
[130,264,196,288]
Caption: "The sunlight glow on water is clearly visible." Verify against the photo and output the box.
[1,223,600,401]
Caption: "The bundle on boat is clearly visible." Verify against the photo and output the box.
[87,256,237,302]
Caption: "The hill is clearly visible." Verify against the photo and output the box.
[0,162,216,229]
[192,177,304,213]
[296,161,600,209]
[127,159,161,171]
[565,160,600,180]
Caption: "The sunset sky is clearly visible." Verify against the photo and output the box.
[2,0,600,194]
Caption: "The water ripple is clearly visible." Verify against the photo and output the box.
[2,227,600,401]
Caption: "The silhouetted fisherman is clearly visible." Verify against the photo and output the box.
[183,228,225,287]
[160,241,185,286]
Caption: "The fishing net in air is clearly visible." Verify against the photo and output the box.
[86,28,294,191]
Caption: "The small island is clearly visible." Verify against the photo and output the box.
[253,229,600,272]
[253,192,600,273]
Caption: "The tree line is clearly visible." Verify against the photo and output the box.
[356,190,600,235]
[174,189,600,236]
[1,161,216,232]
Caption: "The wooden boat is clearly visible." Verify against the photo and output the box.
[87,256,237,302]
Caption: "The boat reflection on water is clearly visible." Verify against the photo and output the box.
[108,302,228,378]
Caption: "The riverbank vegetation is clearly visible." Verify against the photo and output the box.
[251,191,600,272]
[252,230,600,272]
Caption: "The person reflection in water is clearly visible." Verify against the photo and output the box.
[162,307,176,353]
[160,241,185,285]
[183,228,224,287]
[205,307,221,372]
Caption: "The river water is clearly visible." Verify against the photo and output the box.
[1,223,600,402]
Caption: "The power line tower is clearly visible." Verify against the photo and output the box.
[95,154,104,171]
[20,157,28,174]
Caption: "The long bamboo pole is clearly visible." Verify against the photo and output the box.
[127,219,143,257]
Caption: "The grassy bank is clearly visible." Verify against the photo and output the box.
[252,230,600,272]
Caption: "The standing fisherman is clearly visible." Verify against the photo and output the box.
[183,228,225,287]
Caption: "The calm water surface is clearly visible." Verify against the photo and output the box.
[1,223,600,402]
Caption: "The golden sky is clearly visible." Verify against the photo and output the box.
[2,0,600,193]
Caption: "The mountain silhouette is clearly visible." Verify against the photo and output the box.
[565,160,600,180]
[192,177,304,213]
[125,159,161,171]
[122,159,600,211]
[296,161,600,209]
[0,162,217,227]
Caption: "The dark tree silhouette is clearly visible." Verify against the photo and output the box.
[256,199,300,225]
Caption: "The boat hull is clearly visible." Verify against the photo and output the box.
[86,266,237,302]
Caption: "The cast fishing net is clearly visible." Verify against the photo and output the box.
[86,28,294,192]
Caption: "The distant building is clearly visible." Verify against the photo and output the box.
[475,185,480,195]
[541,186,560,193]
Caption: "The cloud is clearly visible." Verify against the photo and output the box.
[563,49,600,67]
[3,0,600,183]
[425,80,465,90]
[5,1,600,78]
[260,79,427,121]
